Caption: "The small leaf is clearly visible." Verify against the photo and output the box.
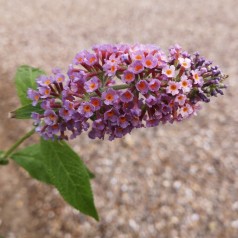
[41,139,99,220]
[14,65,45,106]
[10,103,43,119]
[11,144,52,184]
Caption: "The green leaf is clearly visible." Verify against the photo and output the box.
[14,65,45,106]
[10,103,43,119]
[11,144,52,184]
[40,139,99,220]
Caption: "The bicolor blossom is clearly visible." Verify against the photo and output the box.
[162,65,176,78]
[178,57,191,69]
[27,43,227,140]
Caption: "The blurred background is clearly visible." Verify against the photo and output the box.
[0,0,238,237]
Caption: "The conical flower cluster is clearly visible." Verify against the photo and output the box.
[28,44,227,140]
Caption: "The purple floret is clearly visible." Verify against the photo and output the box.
[84,76,101,93]
[78,102,95,118]
[27,89,40,106]
[44,110,58,126]
[129,60,144,74]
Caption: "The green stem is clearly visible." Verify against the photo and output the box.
[1,128,35,161]
[111,84,131,90]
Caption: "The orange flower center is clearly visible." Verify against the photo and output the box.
[90,57,96,63]
[90,83,96,89]
[83,105,91,112]
[119,117,126,123]
[78,57,83,62]
[138,82,146,89]
[44,80,51,85]
[52,125,59,129]
[125,73,133,81]
[91,99,99,107]
[170,84,177,90]
[49,114,56,120]
[146,60,152,66]
[182,62,188,67]
[166,69,172,75]
[45,89,50,95]
[182,81,188,87]
[124,91,132,99]
[57,77,63,83]
[110,66,116,72]
[63,110,69,115]
[106,94,113,101]
[135,65,143,72]
[150,83,157,89]
[135,55,142,60]
[194,74,199,80]
[107,111,114,117]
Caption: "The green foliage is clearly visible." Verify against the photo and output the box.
[11,140,98,220]
[40,139,99,220]
[11,144,52,184]
[10,103,43,119]
[9,65,98,220]
[14,65,45,106]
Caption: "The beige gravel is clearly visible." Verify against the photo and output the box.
[0,0,238,237]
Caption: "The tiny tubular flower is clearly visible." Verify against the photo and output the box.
[143,55,158,69]
[84,76,101,92]
[175,94,187,106]
[90,97,101,110]
[85,53,98,66]
[117,115,130,128]
[178,57,191,69]
[178,103,193,118]
[54,74,65,84]
[180,75,192,93]
[44,110,58,126]
[191,69,204,85]
[130,50,145,61]
[78,102,95,118]
[27,89,40,106]
[166,81,181,95]
[136,80,149,94]
[129,60,144,74]
[39,86,51,98]
[37,75,52,86]
[148,78,161,92]
[73,51,86,65]
[104,108,117,122]
[102,88,118,105]
[162,65,175,78]
[122,70,135,84]
[120,90,134,103]
[103,63,118,76]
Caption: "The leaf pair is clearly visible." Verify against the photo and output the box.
[11,140,98,220]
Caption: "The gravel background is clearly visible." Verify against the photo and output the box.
[0,0,238,237]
